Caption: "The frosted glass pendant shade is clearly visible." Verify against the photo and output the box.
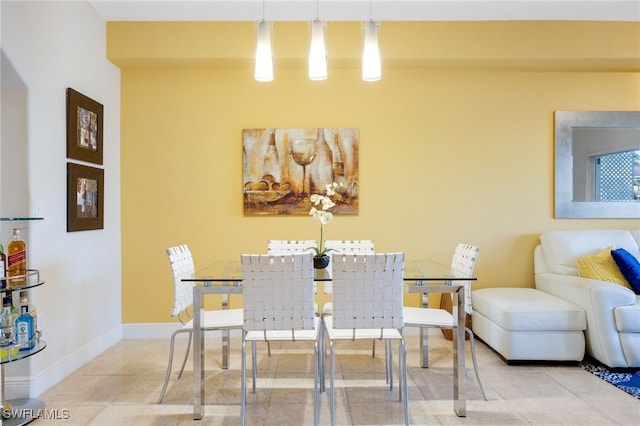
[255,19,273,82]
[308,18,327,80]
[362,19,381,81]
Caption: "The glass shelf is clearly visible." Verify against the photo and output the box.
[0,270,44,291]
[0,340,46,365]
[0,217,43,221]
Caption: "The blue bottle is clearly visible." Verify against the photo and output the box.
[15,305,34,351]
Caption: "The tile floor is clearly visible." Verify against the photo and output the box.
[35,330,639,425]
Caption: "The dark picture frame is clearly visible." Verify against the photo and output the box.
[67,163,104,232]
[66,88,103,165]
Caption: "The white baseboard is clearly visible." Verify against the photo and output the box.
[5,325,122,398]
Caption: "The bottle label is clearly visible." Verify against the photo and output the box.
[16,321,28,343]
[8,251,26,266]
[7,250,26,287]
[15,316,34,350]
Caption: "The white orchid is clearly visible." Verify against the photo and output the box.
[308,182,342,256]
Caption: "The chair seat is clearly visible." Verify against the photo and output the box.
[323,315,404,340]
[403,307,454,328]
[245,329,319,342]
[245,317,320,341]
[184,308,244,330]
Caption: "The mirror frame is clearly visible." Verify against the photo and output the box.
[554,110,640,219]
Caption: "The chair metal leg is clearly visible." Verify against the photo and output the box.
[372,339,376,357]
[397,339,403,402]
[388,340,394,391]
[465,327,488,400]
[241,339,247,426]
[314,340,320,426]
[320,320,326,393]
[252,340,258,393]
[158,329,189,404]
[385,339,391,385]
[330,340,336,426]
[177,331,192,379]
[401,340,409,426]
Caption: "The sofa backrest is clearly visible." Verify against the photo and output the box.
[537,229,640,276]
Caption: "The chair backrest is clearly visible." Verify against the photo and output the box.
[241,253,316,334]
[331,253,405,330]
[450,243,480,315]
[324,240,375,293]
[166,244,196,319]
[267,240,317,254]
[324,240,375,254]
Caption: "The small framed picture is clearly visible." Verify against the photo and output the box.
[67,163,104,232]
[66,88,103,165]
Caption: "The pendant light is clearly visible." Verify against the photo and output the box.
[254,2,273,82]
[362,2,381,81]
[308,1,327,80]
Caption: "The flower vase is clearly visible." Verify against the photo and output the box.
[313,255,330,269]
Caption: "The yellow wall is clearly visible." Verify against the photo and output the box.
[108,21,640,323]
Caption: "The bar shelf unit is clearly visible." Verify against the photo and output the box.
[0,217,45,425]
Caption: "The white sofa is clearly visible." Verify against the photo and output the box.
[534,229,640,368]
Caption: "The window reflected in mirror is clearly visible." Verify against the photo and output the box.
[571,127,640,202]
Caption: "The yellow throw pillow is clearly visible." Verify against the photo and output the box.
[577,247,632,290]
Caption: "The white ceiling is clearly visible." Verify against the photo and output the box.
[88,0,640,22]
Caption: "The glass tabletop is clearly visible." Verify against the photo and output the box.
[183,259,476,283]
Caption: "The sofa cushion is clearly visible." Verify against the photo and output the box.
[472,288,586,332]
[611,248,640,294]
[540,230,640,276]
[614,297,640,333]
[576,247,632,291]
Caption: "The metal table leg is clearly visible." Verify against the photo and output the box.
[419,290,429,368]
[221,292,229,369]
[193,286,204,420]
[453,285,466,417]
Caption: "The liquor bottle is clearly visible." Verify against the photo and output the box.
[19,290,36,334]
[15,304,34,351]
[0,244,7,290]
[0,296,14,346]
[7,228,26,288]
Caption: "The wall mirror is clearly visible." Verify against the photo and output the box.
[555,111,640,219]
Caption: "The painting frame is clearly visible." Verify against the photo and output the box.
[243,128,359,215]
[67,163,104,232]
[66,88,104,165]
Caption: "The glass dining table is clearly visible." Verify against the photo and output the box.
[183,258,475,420]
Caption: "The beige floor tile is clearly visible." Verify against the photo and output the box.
[31,332,639,426]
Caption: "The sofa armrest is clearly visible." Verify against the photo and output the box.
[535,272,636,366]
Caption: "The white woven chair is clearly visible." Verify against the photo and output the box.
[403,243,487,400]
[321,239,375,312]
[320,240,379,361]
[157,245,243,404]
[268,239,318,314]
[240,253,320,426]
[323,252,409,426]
